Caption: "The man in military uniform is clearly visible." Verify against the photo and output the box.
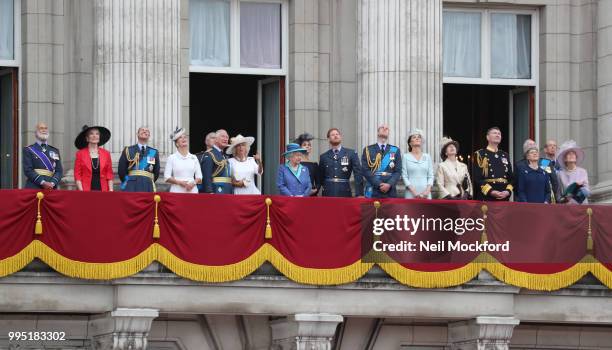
[23,122,63,189]
[472,127,514,201]
[118,126,160,192]
[361,124,402,198]
[318,128,363,197]
[201,129,233,194]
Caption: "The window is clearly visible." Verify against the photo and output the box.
[190,0,286,74]
[190,0,231,67]
[491,13,531,79]
[443,11,481,78]
[0,0,14,62]
[443,8,537,85]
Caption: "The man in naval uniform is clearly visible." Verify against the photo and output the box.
[23,122,63,190]
[118,126,160,192]
[472,127,514,201]
[318,128,363,197]
[201,129,233,194]
[361,124,402,198]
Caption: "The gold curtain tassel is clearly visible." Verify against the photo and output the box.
[587,208,593,254]
[153,195,161,239]
[480,205,488,244]
[35,192,44,235]
[265,198,273,239]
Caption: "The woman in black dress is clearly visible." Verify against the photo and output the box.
[295,133,321,196]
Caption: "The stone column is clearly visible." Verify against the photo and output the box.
[89,308,159,350]
[448,316,520,350]
[357,0,443,155]
[593,0,612,203]
[270,313,343,350]
[93,0,181,158]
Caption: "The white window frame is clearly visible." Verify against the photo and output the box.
[189,0,289,76]
[0,0,20,68]
[442,7,539,87]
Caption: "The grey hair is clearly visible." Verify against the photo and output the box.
[215,129,228,137]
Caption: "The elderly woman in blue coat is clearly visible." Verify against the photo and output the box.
[277,143,312,197]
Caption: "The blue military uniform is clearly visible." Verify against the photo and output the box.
[319,147,363,197]
[361,144,402,198]
[23,142,63,189]
[201,146,233,194]
[472,147,514,201]
[118,144,160,192]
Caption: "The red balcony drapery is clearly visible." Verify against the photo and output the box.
[0,190,611,291]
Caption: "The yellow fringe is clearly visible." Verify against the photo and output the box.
[378,262,481,288]
[266,245,373,285]
[35,241,156,280]
[156,244,268,282]
[0,242,37,277]
[1,242,612,290]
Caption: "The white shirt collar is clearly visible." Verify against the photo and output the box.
[331,145,342,153]
[137,143,147,149]
[213,145,222,152]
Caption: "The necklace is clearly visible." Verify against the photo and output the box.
[92,157,99,170]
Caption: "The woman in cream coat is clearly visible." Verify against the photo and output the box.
[436,137,472,200]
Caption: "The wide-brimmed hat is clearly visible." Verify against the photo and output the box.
[74,125,111,149]
[557,140,585,169]
[282,143,307,157]
[440,137,459,160]
[226,134,255,155]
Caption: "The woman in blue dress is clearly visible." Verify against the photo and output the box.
[402,129,434,199]
[517,144,551,203]
[277,143,311,197]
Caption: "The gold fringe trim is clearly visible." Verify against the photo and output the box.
[0,242,37,277]
[266,245,373,285]
[156,244,268,282]
[2,242,612,290]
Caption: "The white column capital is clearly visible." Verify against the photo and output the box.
[270,313,343,350]
[448,316,520,350]
[89,308,159,350]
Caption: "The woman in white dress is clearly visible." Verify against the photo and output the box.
[436,137,472,200]
[164,127,202,193]
[226,134,263,195]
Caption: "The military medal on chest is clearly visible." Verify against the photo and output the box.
[389,152,396,169]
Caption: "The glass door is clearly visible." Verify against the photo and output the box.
[258,77,285,195]
[509,86,534,163]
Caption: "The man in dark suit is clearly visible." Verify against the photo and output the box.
[361,124,402,198]
[23,122,63,189]
[118,126,160,192]
[318,128,363,197]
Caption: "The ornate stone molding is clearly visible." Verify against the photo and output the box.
[448,316,520,350]
[270,313,343,350]
[89,308,159,350]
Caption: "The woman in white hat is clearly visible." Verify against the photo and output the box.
[402,129,434,199]
[164,128,202,193]
[557,140,590,204]
[226,134,263,195]
[436,137,472,200]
